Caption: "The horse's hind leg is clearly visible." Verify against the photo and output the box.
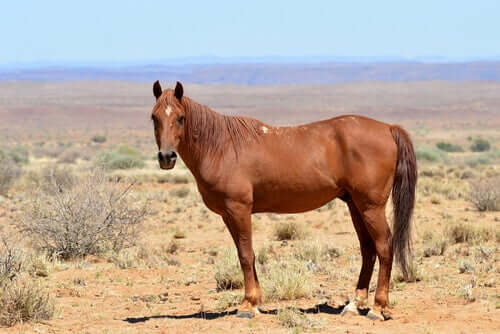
[341,199,376,314]
[357,205,393,320]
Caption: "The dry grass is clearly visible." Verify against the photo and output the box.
[446,222,494,244]
[273,221,307,241]
[215,292,242,311]
[261,258,314,301]
[0,156,22,196]
[0,277,55,327]
[277,307,326,330]
[214,248,244,291]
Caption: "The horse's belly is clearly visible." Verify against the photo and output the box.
[252,185,341,213]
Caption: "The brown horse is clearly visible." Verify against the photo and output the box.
[150,81,417,321]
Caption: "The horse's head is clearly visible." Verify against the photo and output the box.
[151,81,185,170]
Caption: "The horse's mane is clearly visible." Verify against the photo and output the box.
[164,93,264,160]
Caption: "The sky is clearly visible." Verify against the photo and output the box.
[1,0,500,66]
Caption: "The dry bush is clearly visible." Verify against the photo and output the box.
[467,177,500,211]
[165,239,180,254]
[273,221,307,241]
[257,244,276,265]
[0,156,22,196]
[214,248,244,291]
[0,237,26,283]
[458,259,475,274]
[20,168,148,259]
[169,186,190,198]
[261,259,314,301]
[392,260,422,283]
[56,150,80,164]
[277,307,326,330]
[446,222,494,244]
[422,236,448,257]
[0,278,55,327]
[215,292,242,311]
[0,235,55,327]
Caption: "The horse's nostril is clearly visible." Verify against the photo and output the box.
[166,151,177,160]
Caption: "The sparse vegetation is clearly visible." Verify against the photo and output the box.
[169,186,190,198]
[416,147,445,162]
[57,150,80,164]
[215,292,242,311]
[467,177,500,211]
[446,222,494,244]
[470,138,491,152]
[96,145,145,170]
[214,248,244,291]
[261,259,314,301]
[20,169,148,259]
[0,277,55,327]
[91,135,107,143]
[0,155,22,196]
[423,237,448,257]
[273,221,307,241]
[436,142,464,152]
[277,307,326,330]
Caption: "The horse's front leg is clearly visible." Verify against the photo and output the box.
[222,200,262,318]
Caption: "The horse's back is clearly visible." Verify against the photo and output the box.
[246,115,397,212]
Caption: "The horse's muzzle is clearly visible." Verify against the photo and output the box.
[158,151,177,170]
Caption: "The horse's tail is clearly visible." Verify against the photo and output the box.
[390,125,417,279]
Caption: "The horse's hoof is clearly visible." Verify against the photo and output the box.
[341,301,359,316]
[237,311,254,319]
[366,308,391,321]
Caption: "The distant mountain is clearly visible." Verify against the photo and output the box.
[2,61,500,84]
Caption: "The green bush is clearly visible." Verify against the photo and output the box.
[415,147,445,162]
[436,142,463,152]
[96,151,144,170]
[91,135,107,143]
[465,155,491,168]
[470,139,490,152]
[0,147,29,165]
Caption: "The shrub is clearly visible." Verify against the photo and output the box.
[446,222,494,244]
[0,237,26,283]
[57,150,80,164]
[214,248,243,291]
[215,292,242,311]
[273,221,307,241]
[261,259,314,301]
[392,260,421,283]
[436,142,464,152]
[169,186,190,198]
[422,237,448,257]
[36,165,76,195]
[277,307,326,330]
[415,147,444,162]
[467,177,500,211]
[0,278,55,327]
[165,239,180,254]
[3,146,29,165]
[20,169,148,259]
[0,156,22,196]
[470,139,491,152]
[91,135,107,143]
[96,151,145,170]
[465,155,491,168]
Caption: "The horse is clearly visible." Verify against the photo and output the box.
[150,81,417,321]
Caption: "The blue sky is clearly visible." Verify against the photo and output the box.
[1,0,499,66]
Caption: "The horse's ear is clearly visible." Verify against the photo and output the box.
[174,81,184,101]
[153,80,162,100]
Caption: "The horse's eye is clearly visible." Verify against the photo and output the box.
[177,115,185,126]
